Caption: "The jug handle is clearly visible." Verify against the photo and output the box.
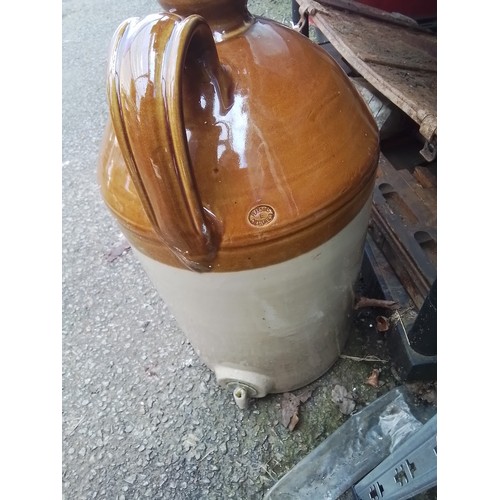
[107,14,231,271]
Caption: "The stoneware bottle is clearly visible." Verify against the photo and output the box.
[98,0,379,407]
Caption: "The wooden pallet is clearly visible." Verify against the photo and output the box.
[370,153,436,309]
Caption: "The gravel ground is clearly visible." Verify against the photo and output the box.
[61,1,432,499]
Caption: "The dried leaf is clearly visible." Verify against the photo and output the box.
[354,296,399,310]
[280,389,313,431]
[406,381,437,406]
[288,413,300,431]
[365,368,380,388]
[296,388,313,404]
[332,384,356,415]
[375,315,390,333]
[280,394,299,429]
[107,240,131,262]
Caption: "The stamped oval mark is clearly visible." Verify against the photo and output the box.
[248,204,276,227]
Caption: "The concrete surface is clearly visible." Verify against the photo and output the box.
[62,1,433,499]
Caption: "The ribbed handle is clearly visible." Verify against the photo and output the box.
[107,13,232,271]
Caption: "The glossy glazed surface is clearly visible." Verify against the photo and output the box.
[157,0,252,40]
[98,4,379,272]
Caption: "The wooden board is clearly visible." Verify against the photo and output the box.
[295,0,437,141]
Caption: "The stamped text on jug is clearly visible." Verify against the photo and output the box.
[248,205,276,227]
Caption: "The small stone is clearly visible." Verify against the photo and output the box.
[67,447,75,455]
[125,474,136,484]
[125,425,133,433]
[78,447,86,457]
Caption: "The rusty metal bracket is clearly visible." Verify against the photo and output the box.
[418,113,437,161]
[292,0,321,32]
[420,136,437,162]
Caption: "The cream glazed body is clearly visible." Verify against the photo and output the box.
[134,199,372,398]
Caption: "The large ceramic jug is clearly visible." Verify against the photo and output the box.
[98,0,379,407]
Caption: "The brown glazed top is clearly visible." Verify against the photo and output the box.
[157,0,252,39]
[98,1,379,272]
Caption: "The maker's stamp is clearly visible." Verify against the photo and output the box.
[248,204,276,227]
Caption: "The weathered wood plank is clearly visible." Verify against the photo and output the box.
[296,0,437,140]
